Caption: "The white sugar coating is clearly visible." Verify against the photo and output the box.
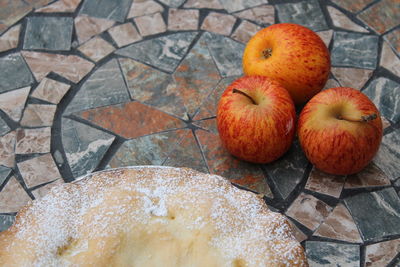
[1,166,307,266]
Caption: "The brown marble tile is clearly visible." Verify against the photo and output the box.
[0,86,30,122]
[233,5,275,26]
[31,179,64,199]
[168,8,199,31]
[286,193,333,231]
[288,219,308,243]
[365,238,400,267]
[0,176,31,213]
[78,101,185,139]
[316,30,333,48]
[314,203,362,243]
[108,23,142,47]
[0,0,31,35]
[31,78,71,104]
[0,24,20,52]
[201,12,236,36]
[15,127,51,154]
[327,6,368,32]
[20,104,57,127]
[134,13,166,37]
[380,41,400,77]
[0,131,16,168]
[305,167,345,198]
[331,67,373,90]
[323,78,340,90]
[78,36,115,62]
[74,15,115,44]
[331,0,374,13]
[17,153,61,188]
[22,51,95,83]
[384,28,400,57]
[231,20,262,44]
[357,0,400,34]
[127,0,163,18]
[344,163,391,189]
[36,0,81,13]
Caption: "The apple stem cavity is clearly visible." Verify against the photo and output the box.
[338,113,378,123]
[262,48,272,59]
[232,88,257,105]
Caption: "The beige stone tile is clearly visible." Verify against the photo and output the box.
[287,219,308,243]
[231,20,262,44]
[0,131,16,168]
[108,23,142,47]
[0,0,31,35]
[184,0,223,9]
[323,78,340,90]
[36,0,81,13]
[74,15,115,44]
[168,8,199,31]
[365,239,400,267]
[327,6,368,33]
[316,30,333,48]
[344,163,391,189]
[381,116,391,130]
[20,104,57,127]
[0,176,31,213]
[201,12,236,36]
[0,86,30,122]
[127,0,163,18]
[305,168,345,198]
[134,13,166,37]
[0,24,21,53]
[233,5,274,25]
[331,67,373,90]
[31,78,71,104]
[31,179,64,199]
[15,127,51,154]
[380,41,400,77]
[78,36,115,62]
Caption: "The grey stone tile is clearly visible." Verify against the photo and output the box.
[276,0,328,31]
[306,241,360,267]
[345,187,400,242]
[363,77,400,124]
[23,17,73,51]
[0,214,15,232]
[218,0,268,13]
[0,165,11,186]
[64,59,130,115]
[0,53,34,93]
[79,0,132,22]
[116,32,197,73]
[331,31,379,69]
[62,118,115,178]
[264,139,309,199]
[158,0,185,8]
[0,117,10,136]
[373,129,400,181]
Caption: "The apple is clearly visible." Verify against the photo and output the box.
[242,23,330,105]
[217,75,296,164]
[298,87,383,175]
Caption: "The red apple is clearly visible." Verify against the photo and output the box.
[242,23,330,105]
[217,75,296,164]
[298,87,383,175]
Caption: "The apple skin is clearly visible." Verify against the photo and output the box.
[243,23,330,105]
[298,87,383,175]
[217,75,296,164]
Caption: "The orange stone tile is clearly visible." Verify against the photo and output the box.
[357,0,400,34]
[78,101,185,139]
[74,15,115,44]
[331,0,374,13]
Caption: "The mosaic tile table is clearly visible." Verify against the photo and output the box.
[0,0,399,266]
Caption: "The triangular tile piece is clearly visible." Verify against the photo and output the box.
[0,166,11,186]
[381,41,400,77]
[305,167,345,198]
[365,238,400,267]
[0,176,32,213]
[345,163,391,189]
[62,118,115,178]
[78,101,185,139]
[331,67,373,90]
[327,6,368,33]
[36,0,81,13]
[0,24,21,53]
[0,86,30,121]
[314,203,362,243]
[74,15,115,44]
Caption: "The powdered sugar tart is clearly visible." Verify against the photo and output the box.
[0,166,308,266]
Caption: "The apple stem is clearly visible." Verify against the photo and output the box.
[232,88,257,105]
[338,113,378,123]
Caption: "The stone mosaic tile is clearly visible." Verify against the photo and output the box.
[17,153,61,188]
[381,41,400,77]
[331,0,374,13]
[23,16,73,51]
[0,215,15,232]
[31,179,64,199]
[381,116,391,130]
[331,31,379,69]
[22,51,95,83]
[20,104,57,127]
[134,13,166,37]
[286,193,332,231]
[31,78,71,104]
[233,5,275,26]
[108,129,188,168]
[116,32,197,73]
[314,203,362,243]
[0,166,11,186]
[306,241,360,267]
[231,20,262,44]
[363,77,400,124]
[15,127,51,154]
[323,78,340,90]
[331,67,373,90]
[0,86,30,122]
[287,219,308,243]
[168,8,199,31]
[79,0,132,22]
[184,0,223,9]
[127,0,163,18]
[24,0,53,8]
[305,167,345,198]
[0,176,31,213]
[195,119,272,197]
[373,128,400,181]
[200,12,236,36]
[0,131,16,168]
[0,53,34,93]
[36,0,82,13]
[264,140,309,199]
[64,59,130,115]
[316,30,333,48]
[74,15,115,44]
[62,118,115,178]
[358,0,400,34]
[365,239,400,267]
[345,187,400,241]
[204,32,244,77]
[159,0,185,7]
[78,101,185,139]
[345,163,391,189]
[327,6,368,33]
[108,23,142,48]
[0,0,31,35]
[276,0,328,31]
[0,24,20,53]
[78,36,115,62]
[0,117,10,136]
[384,28,400,57]
[218,0,268,13]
